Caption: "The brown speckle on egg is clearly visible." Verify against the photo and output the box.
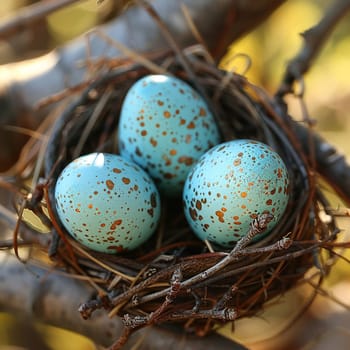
[135,147,142,156]
[150,192,157,208]
[106,179,115,190]
[122,177,131,185]
[185,135,192,144]
[215,210,225,223]
[187,121,195,129]
[164,173,175,179]
[233,159,241,166]
[189,207,198,221]
[163,111,171,118]
[150,137,158,147]
[277,168,283,178]
[199,107,207,116]
[110,219,122,230]
[178,156,194,166]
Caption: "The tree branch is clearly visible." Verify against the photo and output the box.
[272,0,350,204]
[0,0,285,169]
[0,0,285,109]
[294,122,350,205]
[0,255,246,349]
[276,0,350,97]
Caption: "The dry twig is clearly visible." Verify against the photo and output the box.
[276,0,350,97]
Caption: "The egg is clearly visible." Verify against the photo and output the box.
[183,140,289,247]
[54,153,161,253]
[118,74,220,196]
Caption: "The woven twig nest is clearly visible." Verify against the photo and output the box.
[30,45,339,347]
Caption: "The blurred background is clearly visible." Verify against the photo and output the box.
[0,0,350,349]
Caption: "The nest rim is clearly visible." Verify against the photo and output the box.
[19,45,339,338]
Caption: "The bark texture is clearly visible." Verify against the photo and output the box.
[0,0,285,169]
[0,255,246,349]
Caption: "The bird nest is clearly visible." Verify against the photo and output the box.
[8,45,343,348]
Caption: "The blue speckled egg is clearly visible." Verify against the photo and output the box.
[183,140,289,247]
[54,153,161,253]
[118,74,221,196]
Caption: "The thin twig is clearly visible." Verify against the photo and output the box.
[182,242,321,293]
[276,0,350,97]
[84,29,168,75]
[129,214,274,307]
[147,268,182,323]
[137,0,194,78]
[69,239,135,282]
[307,279,350,311]
[214,285,238,311]
[108,327,132,350]
[73,88,113,159]
[180,3,215,64]
[137,0,211,100]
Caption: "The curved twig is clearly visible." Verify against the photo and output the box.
[276,0,350,97]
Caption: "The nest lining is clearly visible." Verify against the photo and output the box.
[19,47,339,342]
